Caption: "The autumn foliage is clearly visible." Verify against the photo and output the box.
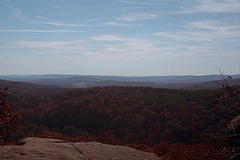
[0,87,20,145]
[2,80,239,159]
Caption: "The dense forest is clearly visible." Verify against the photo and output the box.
[1,79,240,159]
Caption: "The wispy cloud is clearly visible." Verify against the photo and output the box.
[14,41,84,49]
[84,18,105,22]
[103,22,133,27]
[0,30,85,33]
[36,21,87,27]
[186,21,240,31]
[47,6,62,9]
[8,33,239,76]
[13,36,166,58]
[154,20,240,43]
[1,3,28,21]
[12,40,101,57]
[1,3,88,27]
[117,13,159,22]
[12,40,94,62]
[197,0,240,13]
[120,0,156,5]
[179,0,240,14]
[154,31,212,42]
[34,16,90,27]
[87,34,177,56]
[37,16,52,20]
[88,35,132,41]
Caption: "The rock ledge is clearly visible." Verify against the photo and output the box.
[0,137,161,160]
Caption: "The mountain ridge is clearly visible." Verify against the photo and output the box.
[1,74,239,90]
[1,74,240,83]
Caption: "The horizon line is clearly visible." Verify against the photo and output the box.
[0,73,239,77]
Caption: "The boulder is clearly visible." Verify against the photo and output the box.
[0,137,161,160]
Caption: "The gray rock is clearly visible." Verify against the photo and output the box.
[0,137,161,160]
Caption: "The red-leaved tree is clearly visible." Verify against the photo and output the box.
[0,87,20,145]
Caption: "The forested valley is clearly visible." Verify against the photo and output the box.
[1,79,239,159]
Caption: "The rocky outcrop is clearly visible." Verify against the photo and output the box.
[227,115,240,160]
[0,137,161,160]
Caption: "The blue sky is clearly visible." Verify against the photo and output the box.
[0,0,239,76]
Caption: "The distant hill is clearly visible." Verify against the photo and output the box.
[1,74,240,83]
[79,78,240,90]
[181,78,240,90]
[1,74,239,89]
[0,79,66,95]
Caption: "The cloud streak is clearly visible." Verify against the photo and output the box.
[14,41,84,49]
[88,35,132,41]
[12,40,99,57]
[117,13,159,22]
[0,30,85,33]
[178,0,240,14]
[154,20,240,43]
[196,0,240,13]
[120,0,156,5]
[87,34,180,56]
[36,21,87,27]
[103,22,133,27]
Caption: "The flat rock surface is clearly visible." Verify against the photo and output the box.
[0,137,161,160]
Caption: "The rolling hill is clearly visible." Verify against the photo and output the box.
[1,74,239,89]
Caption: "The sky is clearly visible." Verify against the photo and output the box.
[0,0,239,76]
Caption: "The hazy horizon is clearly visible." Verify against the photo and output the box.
[1,73,240,77]
[0,0,239,76]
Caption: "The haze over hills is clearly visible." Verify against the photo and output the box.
[0,74,240,90]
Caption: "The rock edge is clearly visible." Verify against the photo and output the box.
[0,137,161,160]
